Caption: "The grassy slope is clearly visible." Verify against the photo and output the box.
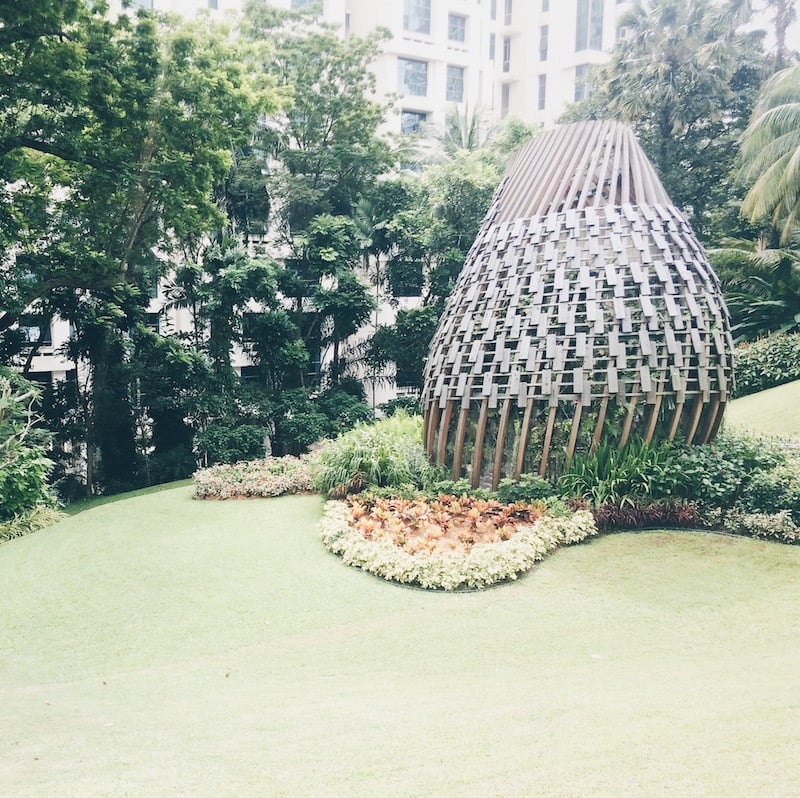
[725,379,800,438]
[2,487,799,797]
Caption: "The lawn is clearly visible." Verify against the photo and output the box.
[2,486,799,797]
[726,379,800,439]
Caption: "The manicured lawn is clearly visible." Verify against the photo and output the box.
[726,379,800,439]
[2,486,799,797]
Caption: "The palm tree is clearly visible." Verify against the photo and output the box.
[739,65,800,243]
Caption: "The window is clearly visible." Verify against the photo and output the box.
[401,109,427,134]
[501,83,510,117]
[504,0,512,25]
[502,36,511,72]
[291,0,315,8]
[538,74,546,110]
[490,0,496,21]
[207,0,218,8]
[489,32,496,60]
[397,58,428,96]
[576,0,604,51]
[574,63,594,101]
[448,13,467,42]
[446,65,465,102]
[18,315,52,346]
[539,25,548,60]
[542,0,549,10]
[403,0,431,34]
[239,365,261,384]
[146,312,161,334]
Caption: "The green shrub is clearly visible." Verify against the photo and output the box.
[312,411,442,497]
[0,505,65,544]
[734,334,800,397]
[558,438,681,506]
[426,478,493,500]
[671,432,786,507]
[721,509,800,543]
[496,473,555,503]
[737,460,800,523]
[195,421,269,465]
[0,374,55,521]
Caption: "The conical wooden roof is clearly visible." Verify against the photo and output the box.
[422,120,734,488]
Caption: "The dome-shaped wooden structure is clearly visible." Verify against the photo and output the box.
[421,120,735,488]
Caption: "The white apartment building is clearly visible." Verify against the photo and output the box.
[117,0,633,128]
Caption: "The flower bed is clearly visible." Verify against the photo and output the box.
[320,495,597,591]
[193,453,315,499]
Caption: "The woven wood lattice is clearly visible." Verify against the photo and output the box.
[421,121,735,489]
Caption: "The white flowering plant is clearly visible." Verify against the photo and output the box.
[320,497,597,591]
[193,453,316,499]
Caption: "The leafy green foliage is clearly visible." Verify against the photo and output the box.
[312,411,441,497]
[739,65,800,243]
[671,432,786,506]
[734,334,800,396]
[558,438,682,507]
[0,372,54,521]
[496,474,555,504]
[0,505,65,544]
[738,460,800,524]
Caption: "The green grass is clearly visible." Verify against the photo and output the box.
[63,479,194,515]
[2,486,799,797]
[726,379,800,439]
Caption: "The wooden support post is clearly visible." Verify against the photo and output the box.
[452,406,470,480]
[643,391,664,445]
[668,401,685,442]
[425,403,439,458]
[492,398,513,490]
[565,401,583,467]
[699,395,721,444]
[685,395,705,445]
[592,396,609,452]
[618,380,640,448]
[436,401,454,466]
[471,398,490,489]
[515,397,536,478]
[538,404,558,478]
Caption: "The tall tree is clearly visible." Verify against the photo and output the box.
[242,5,391,387]
[0,1,271,492]
[739,65,800,243]
[566,0,768,240]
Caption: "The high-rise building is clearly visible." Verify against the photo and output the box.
[110,0,633,129]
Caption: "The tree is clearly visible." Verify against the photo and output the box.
[241,7,391,389]
[0,2,272,492]
[565,0,769,240]
[739,65,800,243]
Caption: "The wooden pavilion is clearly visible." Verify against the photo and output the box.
[421,120,735,488]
